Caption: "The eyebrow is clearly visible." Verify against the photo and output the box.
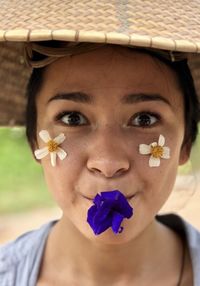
[48,91,171,106]
[121,93,171,106]
[48,92,93,104]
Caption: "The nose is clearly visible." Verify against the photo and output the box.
[86,130,131,178]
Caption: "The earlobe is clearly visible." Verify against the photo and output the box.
[179,142,191,166]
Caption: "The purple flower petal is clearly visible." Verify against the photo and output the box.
[101,190,133,218]
[94,216,112,235]
[87,205,97,228]
[111,212,124,234]
[100,190,119,200]
[114,192,133,218]
[93,193,102,207]
[87,190,134,235]
[93,206,111,225]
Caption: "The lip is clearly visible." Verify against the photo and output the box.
[126,194,136,200]
[81,195,94,201]
[81,193,137,201]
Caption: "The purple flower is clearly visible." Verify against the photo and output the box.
[87,190,133,235]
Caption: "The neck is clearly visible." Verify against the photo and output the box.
[40,215,181,285]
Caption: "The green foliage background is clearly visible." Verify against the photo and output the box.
[0,127,54,213]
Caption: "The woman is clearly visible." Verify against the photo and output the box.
[0,1,200,285]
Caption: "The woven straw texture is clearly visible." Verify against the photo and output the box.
[0,42,31,125]
[0,0,200,52]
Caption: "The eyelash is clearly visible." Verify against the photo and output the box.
[55,110,160,128]
[130,112,160,128]
[55,111,88,127]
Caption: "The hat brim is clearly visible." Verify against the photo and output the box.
[1,0,200,52]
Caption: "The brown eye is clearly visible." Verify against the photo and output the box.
[131,113,159,127]
[56,111,88,126]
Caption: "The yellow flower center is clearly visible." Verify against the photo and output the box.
[151,145,163,158]
[47,140,58,152]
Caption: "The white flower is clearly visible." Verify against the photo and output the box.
[139,134,170,167]
[34,130,67,167]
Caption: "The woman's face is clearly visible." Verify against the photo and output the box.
[36,46,189,243]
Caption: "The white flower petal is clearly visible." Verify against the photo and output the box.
[34,147,49,159]
[50,152,57,167]
[151,142,157,147]
[57,147,67,160]
[149,156,160,167]
[158,134,165,146]
[162,147,170,159]
[39,130,51,143]
[54,133,66,145]
[139,144,151,155]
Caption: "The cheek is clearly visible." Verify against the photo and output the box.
[41,142,86,207]
[136,132,183,191]
[137,142,181,212]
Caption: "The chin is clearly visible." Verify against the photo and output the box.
[81,220,136,245]
[89,231,135,246]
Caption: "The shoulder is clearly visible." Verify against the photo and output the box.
[156,213,200,246]
[0,220,57,285]
[157,213,200,284]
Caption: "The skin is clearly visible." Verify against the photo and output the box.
[35,46,192,285]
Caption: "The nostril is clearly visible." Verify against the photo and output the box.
[89,166,128,178]
[116,168,127,175]
[87,157,130,178]
[90,167,102,174]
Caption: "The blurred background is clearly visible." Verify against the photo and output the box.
[0,126,200,244]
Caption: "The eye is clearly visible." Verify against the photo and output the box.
[55,111,88,126]
[130,112,159,127]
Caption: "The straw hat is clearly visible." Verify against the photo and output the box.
[0,0,200,125]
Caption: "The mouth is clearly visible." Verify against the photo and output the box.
[82,193,136,201]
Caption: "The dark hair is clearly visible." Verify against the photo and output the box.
[172,60,199,146]
[25,47,200,152]
[26,67,44,151]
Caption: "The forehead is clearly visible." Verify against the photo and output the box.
[40,45,181,101]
